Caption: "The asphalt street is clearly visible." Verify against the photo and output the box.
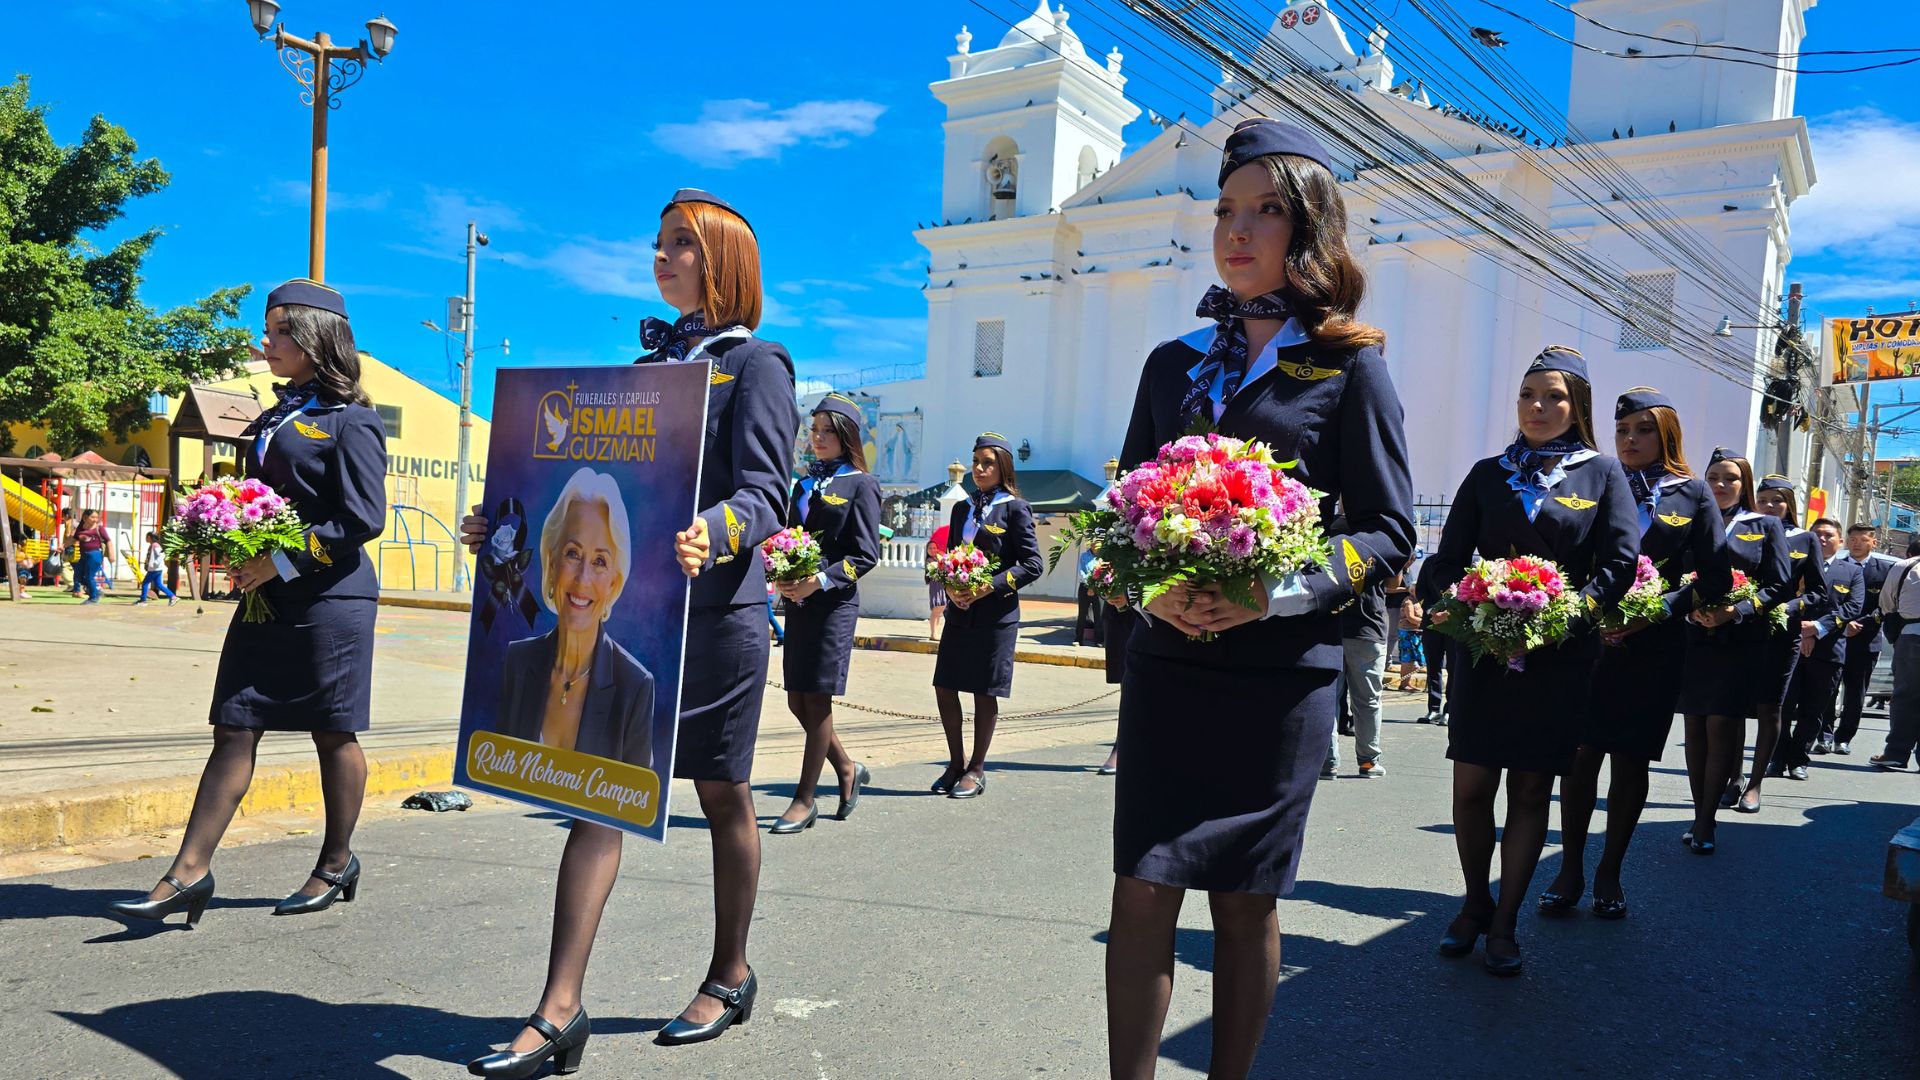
[7,721,1920,1079]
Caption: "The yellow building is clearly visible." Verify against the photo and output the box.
[6,353,487,592]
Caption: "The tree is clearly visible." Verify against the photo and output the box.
[0,74,252,456]
[1891,463,1920,510]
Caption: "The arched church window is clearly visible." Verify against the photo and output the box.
[984,136,1020,220]
[1077,146,1099,190]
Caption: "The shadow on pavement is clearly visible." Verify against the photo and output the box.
[1144,797,1920,1078]
[57,992,658,1080]
[0,881,278,930]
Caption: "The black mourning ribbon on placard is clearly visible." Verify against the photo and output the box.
[475,497,538,633]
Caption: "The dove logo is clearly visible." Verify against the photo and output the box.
[534,390,573,460]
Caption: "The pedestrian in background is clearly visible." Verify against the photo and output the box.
[1869,538,1920,772]
[925,522,950,641]
[70,508,110,604]
[134,530,177,606]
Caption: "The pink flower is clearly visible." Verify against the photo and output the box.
[1227,525,1256,558]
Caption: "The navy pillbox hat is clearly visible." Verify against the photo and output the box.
[1614,387,1675,419]
[812,392,863,430]
[265,278,347,320]
[1526,345,1589,384]
[974,431,1013,454]
[1708,446,1740,466]
[663,188,754,235]
[1217,117,1333,187]
[1758,474,1795,493]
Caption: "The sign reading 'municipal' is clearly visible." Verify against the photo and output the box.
[455,363,710,843]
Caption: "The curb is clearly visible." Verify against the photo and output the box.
[0,747,452,857]
[852,634,1106,670]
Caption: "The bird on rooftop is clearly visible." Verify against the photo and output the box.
[1612,129,1620,139]
[1627,125,1635,137]
[1471,27,1507,48]
[1669,120,1677,132]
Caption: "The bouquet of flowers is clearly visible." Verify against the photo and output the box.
[1082,557,1119,599]
[162,477,308,623]
[1430,556,1581,672]
[926,543,997,597]
[1679,568,1784,632]
[1047,432,1330,641]
[1598,555,1670,632]
[759,527,823,583]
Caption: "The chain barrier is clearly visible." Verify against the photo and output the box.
[763,679,1118,722]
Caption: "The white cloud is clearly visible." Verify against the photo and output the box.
[497,237,660,301]
[1794,109,1920,256]
[652,99,886,166]
[1795,270,1920,307]
[774,279,872,296]
[422,187,526,241]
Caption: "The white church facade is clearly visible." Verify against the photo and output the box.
[847,0,1819,514]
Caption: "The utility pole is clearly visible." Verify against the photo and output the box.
[1779,283,1802,478]
[453,221,482,592]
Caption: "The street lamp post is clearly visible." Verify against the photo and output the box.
[247,1,397,283]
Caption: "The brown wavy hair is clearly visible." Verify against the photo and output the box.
[1255,154,1385,351]
[1616,386,1693,478]
[276,305,371,407]
[816,410,868,473]
[674,200,762,331]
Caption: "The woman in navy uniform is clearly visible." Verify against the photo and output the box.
[1538,388,1728,921]
[109,279,387,926]
[1105,120,1414,1079]
[1737,475,1829,812]
[462,190,797,1077]
[1769,517,1861,780]
[1675,450,1792,854]
[768,393,880,834]
[930,432,1043,799]
[1420,347,1637,976]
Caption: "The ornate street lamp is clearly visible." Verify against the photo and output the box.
[247,3,398,282]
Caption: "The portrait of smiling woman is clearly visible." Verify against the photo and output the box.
[495,466,656,771]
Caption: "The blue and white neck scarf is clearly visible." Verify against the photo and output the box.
[1498,435,1596,522]
[639,311,745,362]
[1180,285,1298,426]
[796,459,853,522]
[1625,466,1686,534]
[242,381,321,464]
[962,488,1013,544]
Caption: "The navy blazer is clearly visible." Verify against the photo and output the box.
[1699,510,1792,644]
[497,627,656,771]
[1849,551,1899,653]
[1807,554,1864,665]
[1778,526,1832,629]
[638,333,801,608]
[248,399,388,602]
[1120,330,1415,671]
[1421,452,1640,660]
[944,494,1043,625]
[786,467,882,599]
[1637,475,1732,617]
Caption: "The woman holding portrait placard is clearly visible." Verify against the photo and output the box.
[462,189,796,1076]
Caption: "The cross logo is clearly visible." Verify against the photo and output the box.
[1279,10,1298,28]
[1303,5,1322,24]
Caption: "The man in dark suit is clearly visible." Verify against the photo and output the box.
[1823,524,1899,755]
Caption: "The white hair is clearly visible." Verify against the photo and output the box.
[538,467,632,613]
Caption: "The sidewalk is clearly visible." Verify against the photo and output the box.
[0,594,1119,858]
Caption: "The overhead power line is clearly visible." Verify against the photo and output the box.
[1475,0,1920,75]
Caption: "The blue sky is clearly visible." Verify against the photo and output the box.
[4,1,1916,439]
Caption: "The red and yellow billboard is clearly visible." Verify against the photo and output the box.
[1825,314,1920,385]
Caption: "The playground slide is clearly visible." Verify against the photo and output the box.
[2,473,54,533]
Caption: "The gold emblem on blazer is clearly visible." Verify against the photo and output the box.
[1341,539,1367,593]
[1657,513,1692,527]
[710,370,735,386]
[1735,533,1765,542]
[982,522,1006,535]
[820,494,848,506]
[1834,584,1852,594]
[307,533,333,566]
[842,559,859,582]
[292,419,330,439]
[1277,360,1343,382]
[1553,494,1598,510]
[1789,550,1808,559]
[722,503,742,554]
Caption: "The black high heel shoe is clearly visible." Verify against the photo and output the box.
[108,872,214,928]
[1438,912,1490,958]
[468,1009,589,1078]
[1483,935,1524,977]
[656,968,756,1046]
[1535,889,1581,916]
[930,767,961,794]
[836,762,870,821]
[274,853,360,916]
